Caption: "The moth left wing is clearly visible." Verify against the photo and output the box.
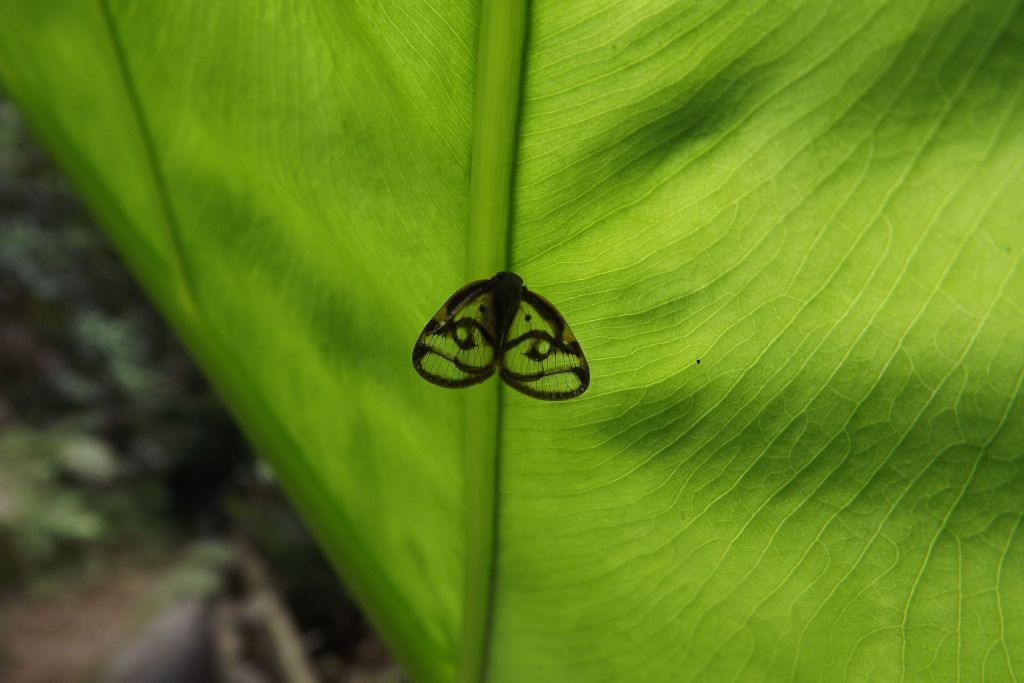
[500,288,590,400]
[412,279,499,388]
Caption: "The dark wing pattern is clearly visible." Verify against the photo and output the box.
[500,288,590,400]
[412,279,499,388]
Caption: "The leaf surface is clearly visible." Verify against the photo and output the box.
[2,1,1022,681]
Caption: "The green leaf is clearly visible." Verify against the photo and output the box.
[2,1,1022,681]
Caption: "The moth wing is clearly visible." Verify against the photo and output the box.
[500,288,590,400]
[412,279,499,388]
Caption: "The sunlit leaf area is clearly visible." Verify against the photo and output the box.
[2,2,1022,681]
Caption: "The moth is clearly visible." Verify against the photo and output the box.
[412,271,590,400]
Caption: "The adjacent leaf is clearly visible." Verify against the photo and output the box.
[1,2,476,680]
[2,1,1022,681]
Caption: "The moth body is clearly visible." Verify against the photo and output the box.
[491,271,524,347]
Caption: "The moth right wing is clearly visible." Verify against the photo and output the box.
[499,288,590,400]
[412,279,499,388]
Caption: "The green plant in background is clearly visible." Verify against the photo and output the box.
[0,428,167,585]
[0,431,108,572]
[1,1,1022,681]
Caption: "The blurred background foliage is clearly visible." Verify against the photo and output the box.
[0,96,395,682]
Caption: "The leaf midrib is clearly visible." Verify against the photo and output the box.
[460,2,529,682]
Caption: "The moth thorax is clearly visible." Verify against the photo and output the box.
[492,272,524,340]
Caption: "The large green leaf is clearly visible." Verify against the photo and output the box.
[2,1,1022,681]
